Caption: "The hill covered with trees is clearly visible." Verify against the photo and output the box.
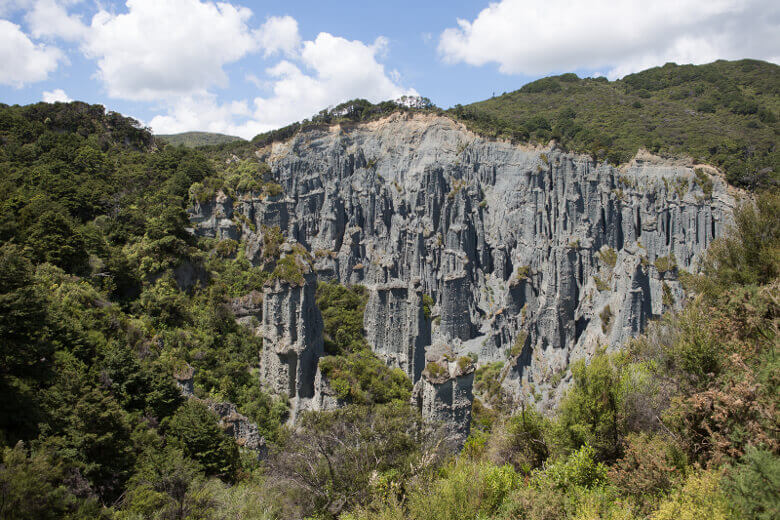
[158,131,245,148]
[452,60,779,189]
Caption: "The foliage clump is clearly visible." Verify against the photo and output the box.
[516,264,531,281]
[422,294,434,320]
[316,281,412,404]
[597,247,618,268]
[424,361,449,381]
[655,253,678,274]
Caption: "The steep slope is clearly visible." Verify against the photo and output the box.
[190,112,737,416]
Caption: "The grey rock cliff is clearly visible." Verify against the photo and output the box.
[362,280,430,381]
[259,252,324,421]
[190,112,736,426]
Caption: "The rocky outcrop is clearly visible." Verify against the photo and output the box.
[229,290,264,334]
[190,112,736,417]
[210,401,266,454]
[173,364,195,397]
[259,249,324,421]
[171,365,267,455]
[412,354,475,446]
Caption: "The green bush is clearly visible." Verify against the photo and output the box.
[722,447,780,520]
[554,351,627,461]
[0,442,103,520]
[485,409,550,474]
[699,191,780,293]
[534,444,607,491]
[422,294,434,320]
[165,401,239,481]
[597,247,618,268]
[516,264,531,280]
[317,281,368,355]
[319,350,411,404]
[425,361,448,380]
[650,470,730,520]
[654,254,677,274]
[122,446,207,519]
[693,168,714,198]
[407,460,522,520]
[269,403,442,517]
[608,433,688,514]
[268,252,307,285]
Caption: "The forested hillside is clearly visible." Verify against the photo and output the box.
[158,131,245,148]
[453,60,779,189]
[0,58,778,520]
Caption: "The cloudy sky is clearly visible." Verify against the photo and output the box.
[1,0,777,138]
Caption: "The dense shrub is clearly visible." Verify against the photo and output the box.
[165,401,240,481]
[722,447,780,520]
[267,403,448,518]
[699,191,780,293]
[407,461,522,520]
[608,433,688,514]
[554,351,628,462]
[484,408,550,473]
[650,470,731,520]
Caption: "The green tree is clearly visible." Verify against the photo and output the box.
[23,210,89,273]
[61,387,136,502]
[0,443,82,520]
[122,446,211,520]
[555,351,627,462]
[165,401,239,480]
[722,447,780,520]
[0,244,50,379]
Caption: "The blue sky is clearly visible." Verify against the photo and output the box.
[1,0,778,138]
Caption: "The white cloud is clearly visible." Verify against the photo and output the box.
[83,0,259,100]
[255,15,300,57]
[0,0,32,16]
[14,2,415,138]
[26,0,87,41]
[0,19,62,86]
[42,87,71,102]
[249,34,413,130]
[151,32,415,139]
[149,93,252,135]
[438,0,780,78]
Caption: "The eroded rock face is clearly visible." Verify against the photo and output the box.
[363,281,430,382]
[190,112,735,417]
[412,356,475,447]
[259,266,324,421]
